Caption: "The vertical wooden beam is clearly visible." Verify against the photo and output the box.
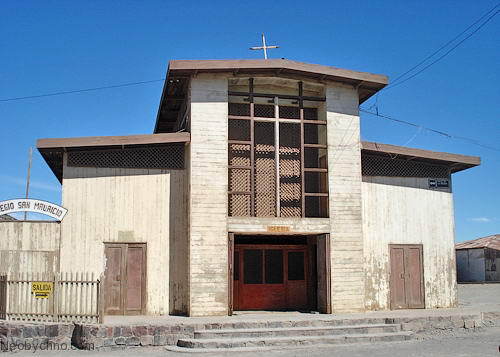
[228,233,234,315]
[274,96,280,217]
[249,78,255,216]
[299,82,305,217]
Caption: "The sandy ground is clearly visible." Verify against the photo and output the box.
[458,283,500,311]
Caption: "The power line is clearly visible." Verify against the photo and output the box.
[387,3,499,89]
[0,78,165,103]
[360,108,500,152]
[384,8,499,90]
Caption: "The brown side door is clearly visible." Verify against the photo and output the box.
[390,244,425,309]
[104,243,147,315]
[316,234,331,313]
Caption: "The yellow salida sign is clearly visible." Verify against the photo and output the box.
[31,282,53,299]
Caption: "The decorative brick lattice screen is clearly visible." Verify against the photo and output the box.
[279,123,302,217]
[254,122,276,216]
[279,106,300,119]
[67,144,184,170]
[362,154,450,178]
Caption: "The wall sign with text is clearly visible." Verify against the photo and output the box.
[0,199,68,220]
[428,179,450,189]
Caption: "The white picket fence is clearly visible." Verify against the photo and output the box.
[0,272,102,323]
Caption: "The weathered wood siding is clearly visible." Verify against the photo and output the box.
[0,221,60,273]
[61,164,173,315]
[326,83,365,312]
[189,74,229,316]
[169,157,190,315]
[362,176,457,310]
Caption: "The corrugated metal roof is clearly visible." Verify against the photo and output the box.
[455,234,500,251]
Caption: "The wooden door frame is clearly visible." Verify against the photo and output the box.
[317,233,331,314]
[389,244,425,310]
[228,233,234,316]
[104,243,147,316]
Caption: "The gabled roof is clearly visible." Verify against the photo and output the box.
[155,59,388,133]
[455,234,500,251]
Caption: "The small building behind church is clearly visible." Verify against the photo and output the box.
[1,59,480,319]
[456,234,500,283]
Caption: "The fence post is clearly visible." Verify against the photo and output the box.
[53,272,59,322]
[98,274,104,323]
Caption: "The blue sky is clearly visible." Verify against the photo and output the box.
[0,1,498,241]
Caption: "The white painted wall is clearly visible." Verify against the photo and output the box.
[189,74,229,316]
[0,221,60,273]
[362,176,458,310]
[61,165,173,315]
[326,82,365,313]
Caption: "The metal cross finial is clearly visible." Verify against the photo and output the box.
[250,33,279,59]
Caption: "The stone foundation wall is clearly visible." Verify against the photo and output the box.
[72,323,195,350]
[0,322,73,351]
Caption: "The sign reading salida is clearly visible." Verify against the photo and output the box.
[0,199,68,220]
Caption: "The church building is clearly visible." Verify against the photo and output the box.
[30,59,480,316]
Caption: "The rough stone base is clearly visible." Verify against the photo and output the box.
[72,323,195,350]
[0,321,74,352]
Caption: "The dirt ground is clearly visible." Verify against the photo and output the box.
[458,283,500,311]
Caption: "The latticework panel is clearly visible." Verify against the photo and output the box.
[229,168,251,192]
[229,119,251,141]
[279,106,300,119]
[254,104,275,118]
[229,103,250,116]
[67,144,184,169]
[362,154,450,178]
[303,107,318,120]
[254,122,276,217]
[229,144,251,166]
[229,194,251,216]
[279,123,301,217]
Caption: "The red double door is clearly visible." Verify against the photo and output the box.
[233,245,308,311]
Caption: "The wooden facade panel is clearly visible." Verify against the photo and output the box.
[0,222,60,273]
[363,178,457,310]
[61,165,171,315]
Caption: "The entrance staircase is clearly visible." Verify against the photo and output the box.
[171,318,414,351]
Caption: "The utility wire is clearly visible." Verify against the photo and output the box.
[387,3,499,89]
[0,78,165,103]
[384,8,499,90]
[360,108,500,152]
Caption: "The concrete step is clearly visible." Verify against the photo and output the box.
[199,317,390,331]
[194,323,401,339]
[177,331,414,349]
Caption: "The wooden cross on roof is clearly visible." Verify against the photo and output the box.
[250,34,279,59]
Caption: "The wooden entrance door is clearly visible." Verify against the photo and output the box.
[390,244,425,309]
[104,243,146,315]
[234,244,308,311]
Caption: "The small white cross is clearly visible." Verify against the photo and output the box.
[250,33,279,59]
